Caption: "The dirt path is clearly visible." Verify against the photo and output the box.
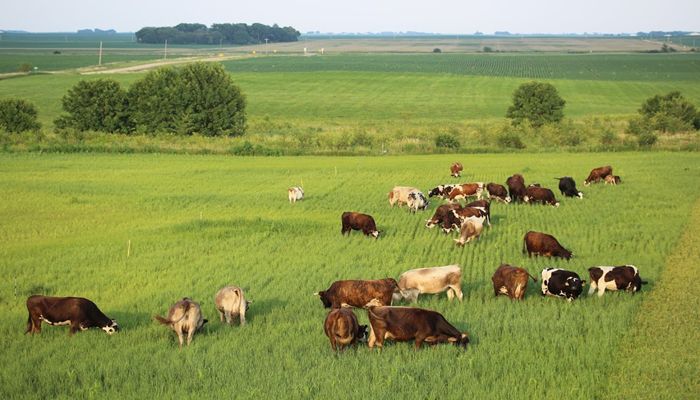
[79,54,248,75]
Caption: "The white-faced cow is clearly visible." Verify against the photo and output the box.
[288,186,304,203]
[555,177,583,199]
[491,264,537,300]
[388,186,421,208]
[155,298,208,348]
[365,301,469,350]
[541,268,585,301]
[486,182,511,203]
[523,231,573,260]
[407,191,429,212]
[506,174,526,203]
[215,286,250,326]
[341,212,379,238]
[450,162,463,178]
[447,183,484,202]
[323,308,368,352]
[397,264,463,302]
[25,295,119,335]
[584,165,613,186]
[523,186,560,207]
[315,278,400,309]
[588,265,647,297]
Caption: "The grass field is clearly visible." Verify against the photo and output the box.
[0,152,698,399]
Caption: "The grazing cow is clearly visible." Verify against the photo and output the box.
[604,175,622,185]
[450,162,463,178]
[315,278,400,309]
[407,191,429,212]
[428,184,456,199]
[486,182,511,203]
[588,265,647,297]
[454,218,484,246]
[491,264,537,300]
[365,303,469,350]
[25,295,119,335]
[555,177,583,199]
[506,174,526,203]
[450,206,487,233]
[425,203,463,232]
[584,165,613,186]
[466,199,491,227]
[288,186,304,203]
[523,231,573,260]
[215,286,250,326]
[397,264,463,302]
[523,186,560,207]
[155,298,208,348]
[388,186,421,208]
[323,308,368,351]
[341,212,379,238]
[447,183,484,202]
[541,268,585,301]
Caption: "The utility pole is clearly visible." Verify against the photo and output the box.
[98,41,103,65]
[164,40,168,60]
[265,38,269,55]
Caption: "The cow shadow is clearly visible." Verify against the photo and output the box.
[202,297,288,334]
[108,311,154,330]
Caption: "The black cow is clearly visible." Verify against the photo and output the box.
[555,177,583,199]
[540,268,585,301]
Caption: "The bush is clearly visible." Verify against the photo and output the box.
[483,46,493,53]
[599,130,618,146]
[638,91,699,133]
[638,131,658,147]
[54,79,131,133]
[128,63,246,136]
[432,48,442,53]
[626,116,651,136]
[18,63,32,73]
[506,81,566,127]
[0,98,41,133]
[496,131,525,149]
[434,133,460,149]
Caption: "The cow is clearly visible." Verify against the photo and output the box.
[407,191,429,212]
[454,218,484,246]
[288,186,304,203]
[323,308,368,351]
[588,265,647,297]
[365,302,469,350]
[315,278,400,309]
[523,186,560,207]
[555,177,583,199]
[486,182,511,203]
[425,203,463,232]
[397,264,463,302]
[466,199,491,227]
[450,162,463,178]
[388,186,420,208]
[540,268,585,301]
[25,295,119,335]
[215,286,250,326]
[341,212,379,238]
[447,183,484,202]
[506,174,526,203]
[491,264,537,300]
[523,231,573,260]
[154,298,208,348]
[605,175,622,185]
[427,184,456,199]
[584,165,613,186]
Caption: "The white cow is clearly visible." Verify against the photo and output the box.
[288,187,304,203]
[388,186,420,208]
[396,264,463,302]
[215,286,250,325]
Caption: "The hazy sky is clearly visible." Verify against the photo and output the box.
[2,0,698,33]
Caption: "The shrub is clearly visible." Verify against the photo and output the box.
[638,131,658,147]
[54,79,131,133]
[351,131,373,147]
[483,46,493,53]
[0,98,41,133]
[432,48,442,53]
[496,131,525,149]
[626,116,651,136]
[638,91,699,133]
[18,63,32,73]
[434,133,460,149]
[506,81,566,127]
[599,130,618,146]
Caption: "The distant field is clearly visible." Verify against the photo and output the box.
[0,152,698,399]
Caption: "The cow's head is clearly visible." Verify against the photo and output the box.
[565,277,584,300]
[448,332,470,348]
[425,219,437,228]
[315,291,332,308]
[371,230,380,239]
[553,201,560,208]
[504,196,512,203]
[102,320,119,335]
[357,325,369,342]
[363,298,384,308]
[577,192,583,199]
[428,186,442,198]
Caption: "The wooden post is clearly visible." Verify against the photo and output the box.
[98,41,103,66]
[164,40,168,60]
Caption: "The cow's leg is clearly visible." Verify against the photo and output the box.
[224,310,232,324]
[218,310,224,322]
[367,328,376,348]
[588,280,597,295]
[414,334,427,350]
[28,315,42,334]
[186,329,195,346]
[330,337,337,351]
[451,285,463,301]
[69,322,81,336]
[597,285,607,297]
[446,288,454,301]
[176,331,184,348]
[239,311,246,326]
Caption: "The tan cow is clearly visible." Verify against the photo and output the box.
[397,264,463,302]
[215,286,250,326]
[155,298,208,348]
[288,186,304,203]
[454,218,484,246]
[389,186,420,207]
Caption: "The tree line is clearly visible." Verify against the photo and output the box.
[135,23,300,45]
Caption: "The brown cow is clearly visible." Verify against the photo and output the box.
[25,295,119,335]
[454,218,484,246]
[506,174,526,202]
[523,186,560,207]
[523,231,573,260]
[604,175,622,185]
[466,199,491,226]
[491,264,537,300]
[448,183,484,202]
[315,278,400,309]
[588,265,647,297]
[323,308,368,351]
[486,182,511,203]
[365,302,469,350]
[425,203,463,231]
[450,162,463,177]
[584,165,613,185]
[154,298,208,348]
[341,212,379,238]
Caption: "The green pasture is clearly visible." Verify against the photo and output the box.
[0,152,698,399]
[0,53,183,74]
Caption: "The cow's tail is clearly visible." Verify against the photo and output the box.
[527,271,538,282]
[554,177,564,181]
[522,238,527,255]
[154,315,172,325]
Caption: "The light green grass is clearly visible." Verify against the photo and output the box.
[0,152,698,399]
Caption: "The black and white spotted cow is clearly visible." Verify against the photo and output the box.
[428,184,456,199]
[540,268,585,301]
[588,265,647,297]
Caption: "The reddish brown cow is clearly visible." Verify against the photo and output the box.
[323,308,368,351]
[584,165,613,186]
[506,174,526,203]
[425,203,463,231]
[366,303,469,350]
[341,212,379,238]
[486,182,511,203]
[523,231,573,260]
[491,264,537,300]
[25,295,119,335]
[315,279,400,309]
[448,183,484,202]
[523,186,560,207]
[466,199,491,226]
[450,162,463,177]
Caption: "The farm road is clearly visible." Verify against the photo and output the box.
[79,54,249,75]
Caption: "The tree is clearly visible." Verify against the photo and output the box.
[506,81,566,127]
[637,91,699,133]
[0,98,41,133]
[54,79,131,133]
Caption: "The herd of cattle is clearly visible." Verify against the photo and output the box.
[25,162,644,351]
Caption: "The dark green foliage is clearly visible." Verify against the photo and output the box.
[483,46,493,53]
[434,133,460,149]
[0,98,41,132]
[54,79,131,133]
[136,22,300,45]
[638,131,658,147]
[496,131,526,149]
[128,63,246,136]
[506,81,566,127]
[432,48,442,53]
[638,91,699,132]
